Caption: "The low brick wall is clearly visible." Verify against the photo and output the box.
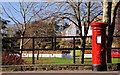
[2,63,120,71]
[2,64,92,71]
[107,63,120,71]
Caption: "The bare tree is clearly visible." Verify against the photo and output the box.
[1,1,54,51]
[23,20,59,60]
[39,1,103,64]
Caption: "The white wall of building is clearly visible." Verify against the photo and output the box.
[22,53,92,58]
[22,53,73,58]
[61,22,92,37]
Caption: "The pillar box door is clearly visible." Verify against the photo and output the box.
[90,22,108,71]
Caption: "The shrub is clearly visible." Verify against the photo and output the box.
[2,51,25,65]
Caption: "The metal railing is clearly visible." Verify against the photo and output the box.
[2,36,120,65]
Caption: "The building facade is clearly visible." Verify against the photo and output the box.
[61,22,92,41]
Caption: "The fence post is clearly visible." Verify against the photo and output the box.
[73,37,75,64]
[32,38,35,64]
[54,37,56,51]
[51,37,54,50]
[21,37,23,55]
[82,37,85,64]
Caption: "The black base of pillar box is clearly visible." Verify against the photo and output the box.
[92,64,107,71]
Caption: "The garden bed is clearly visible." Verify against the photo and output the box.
[22,51,70,54]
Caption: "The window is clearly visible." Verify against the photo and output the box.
[76,30,79,34]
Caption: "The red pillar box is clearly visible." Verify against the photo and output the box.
[90,22,108,71]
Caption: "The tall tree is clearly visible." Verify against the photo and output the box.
[114,6,120,47]
[103,0,120,63]
[40,1,103,64]
[1,2,54,51]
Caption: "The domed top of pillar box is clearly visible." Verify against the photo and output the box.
[90,22,108,28]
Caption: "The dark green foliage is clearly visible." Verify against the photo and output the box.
[1,18,12,49]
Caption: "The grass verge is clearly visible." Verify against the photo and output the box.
[22,57,120,65]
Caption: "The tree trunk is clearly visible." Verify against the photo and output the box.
[20,35,23,55]
[80,2,91,64]
[107,1,120,63]
[81,37,85,64]
[103,0,120,63]
[103,1,111,23]
[78,27,83,64]
[103,0,112,63]
[0,18,2,64]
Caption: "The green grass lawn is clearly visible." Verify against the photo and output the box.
[23,57,75,64]
[22,57,120,65]
[112,58,120,63]
[70,50,82,57]
[22,57,92,64]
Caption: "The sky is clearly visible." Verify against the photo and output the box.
[0,0,118,2]
[1,2,19,25]
[1,1,103,28]
[0,0,64,2]
[1,2,55,25]
[1,1,70,26]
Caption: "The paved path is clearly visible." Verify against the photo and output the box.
[1,71,120,75]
